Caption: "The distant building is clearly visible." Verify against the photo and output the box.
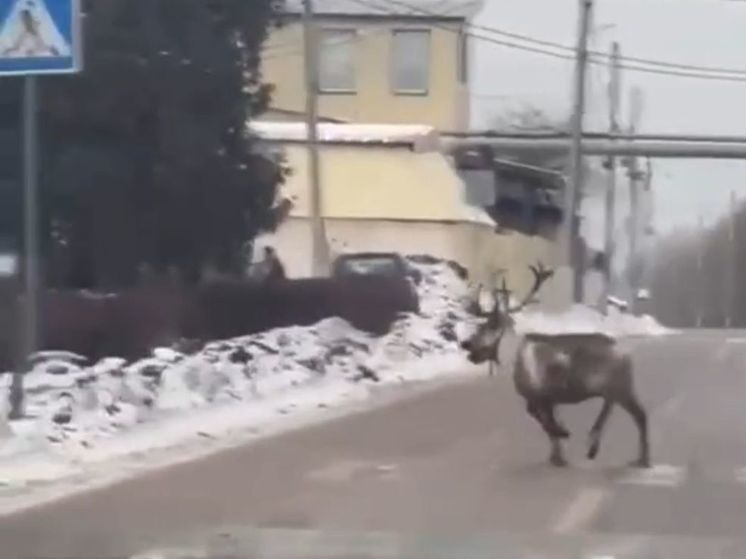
[261,0,483,131]
[451,145,570,307]
[250,122,558,298]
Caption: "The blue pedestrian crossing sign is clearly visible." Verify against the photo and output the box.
[0,0,80,75]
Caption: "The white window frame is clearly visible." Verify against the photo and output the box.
[318,27,358,94]
[390,28,431,96]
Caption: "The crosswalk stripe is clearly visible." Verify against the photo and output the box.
[617,464,686,487]
[610,464,746,487]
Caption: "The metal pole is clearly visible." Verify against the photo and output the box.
[302,0,328,276]
[567,0,593,304]
[696,213,704,328]
[602,41,621,313]
[443,136,746,159]
[9,76,39,420]
[444,131,746,144]
[627,161,640,311]
[624,87,643,314]
[726,190,736,328]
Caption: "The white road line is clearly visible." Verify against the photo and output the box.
[305,460,401,483]
[552,487,610,534]
[733,467,746,484]
[305,460,369,482]
[617,464,685,487]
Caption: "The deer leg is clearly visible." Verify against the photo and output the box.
[618,395,650,468]
[546,405,570,439]
[527,402,568,466]
[587,399,614,460]
[545,405,568,467]
[548,434,567,467]
[526,401,568,439]
[488,341,500,376]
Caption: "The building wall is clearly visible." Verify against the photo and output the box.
[265,216,559,302]
[263,19,469,131]
[277,143,487,222]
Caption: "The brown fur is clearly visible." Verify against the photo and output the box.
[462,265,650,469]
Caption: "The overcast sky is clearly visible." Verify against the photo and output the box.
[470,0,746,239]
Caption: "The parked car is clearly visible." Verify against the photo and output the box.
[332,252,421,284]
[331,252,420,313]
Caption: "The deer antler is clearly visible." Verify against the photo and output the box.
[505,262,554,313]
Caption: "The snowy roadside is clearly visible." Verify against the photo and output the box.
[0,257,674,515]
[514,304,677,339]
[0,259,480,514]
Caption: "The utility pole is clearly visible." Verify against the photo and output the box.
[696,213,704,328]
[726,190,736,328]
[567,0,593,304]
[601,41,621,314]
[627,167,640,312]
[302,0,329,276]
[625,87,644,313]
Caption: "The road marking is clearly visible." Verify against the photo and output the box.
[305,460,369,482]
[617,464,685,487]
[726,337,746,344]
[306,460,400,483]
[552,487,610,534]
[733,467,746,484]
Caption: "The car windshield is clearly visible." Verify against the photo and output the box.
[338,257,402,276]
[2,1,746,558]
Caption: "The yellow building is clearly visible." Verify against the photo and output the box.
[250,122,561,301]
[255,1,570,305]
[262,0,483,131]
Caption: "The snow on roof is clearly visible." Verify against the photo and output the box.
[283,0,484,19]
[249,121,441,152]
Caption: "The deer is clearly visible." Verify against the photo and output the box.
[461,263,650,469]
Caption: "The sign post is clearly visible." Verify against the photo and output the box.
[0,0,82,419]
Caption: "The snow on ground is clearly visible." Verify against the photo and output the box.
[514,304,676,338]
[0,258,674,503]
[0,258,477,494]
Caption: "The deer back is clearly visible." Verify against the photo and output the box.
[514,333,631,400]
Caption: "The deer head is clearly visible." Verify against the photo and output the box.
[461,263,554,365]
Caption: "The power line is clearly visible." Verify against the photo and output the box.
[457,21,746,82]
[370,0,746,77]
[262,25,390,60]
[262,0,746,83]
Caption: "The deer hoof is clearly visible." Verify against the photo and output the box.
[587,440,600,460]
[549,454,568,468]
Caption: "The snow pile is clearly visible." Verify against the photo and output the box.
[514,304,676,338]
[0,259,476,484]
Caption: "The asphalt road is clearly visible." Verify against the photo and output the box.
[4,330,746,558]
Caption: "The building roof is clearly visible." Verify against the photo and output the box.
[249,121,441,152]
[282,0,484,19]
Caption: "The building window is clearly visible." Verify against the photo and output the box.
[319,29,356,93]
[391,30,430,94]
